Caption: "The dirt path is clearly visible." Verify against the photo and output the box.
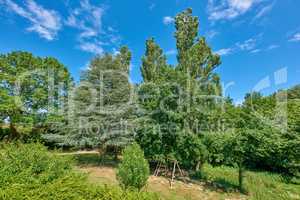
[78,166,245,200]
[57,150,99,156]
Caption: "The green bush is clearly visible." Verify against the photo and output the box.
[0,143,73,186]
[203,129,300,177]
[203,131,233,166]
[0,174,160,200]
[0,143,159,200]
[178,133,208,171]
[117,143,150,190]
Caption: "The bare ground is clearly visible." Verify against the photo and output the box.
[77,166,246,200]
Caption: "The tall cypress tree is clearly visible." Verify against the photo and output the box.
[137,9,223,170]
[141,38,167,82]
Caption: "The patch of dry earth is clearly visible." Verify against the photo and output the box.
[77,166,245,200]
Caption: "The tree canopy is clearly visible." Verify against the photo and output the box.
[0,51,72,141]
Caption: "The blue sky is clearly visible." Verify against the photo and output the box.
[0,0,299,103]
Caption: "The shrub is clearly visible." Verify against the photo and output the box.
[0,174,160,200]
[117,142,150,190]
[0,142,73,186]
[0,143,159,200]
[178,134,208,171]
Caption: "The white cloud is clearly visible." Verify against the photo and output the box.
[253,3,274,21]
[206,30,219,40]
[65,0,104,38]
[267,44,279,50]
[165,49,176,56]
[215,48,234,56]
[289,33,300,42]
[215,34,262,56]
[207,0,261,21]
[236,38,257,51]
[250,49,261,53]
[112,48,120,56]
[163,16,174,25]
[80,60,92,70]
[79,42,103,55]
[2,0,61,40]
[65,0,120,54]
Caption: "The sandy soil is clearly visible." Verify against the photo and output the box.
[77,166,246,200]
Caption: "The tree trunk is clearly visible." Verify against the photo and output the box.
[114,147,118,161]
[195,161,202,171]
[238,165,244,192]
[98,147,106,165]
[9,122,19,141]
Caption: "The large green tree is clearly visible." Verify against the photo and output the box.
[204,85,300,178]
[45,47,136,156]
[137,8,223,170]
[0,51,72,141]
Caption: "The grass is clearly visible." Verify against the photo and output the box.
[196,164,300,200]
[66,153,300,200]
[67,153,244,200]
[62,152,120,167]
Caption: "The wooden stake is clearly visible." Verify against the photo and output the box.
[154,161,161,176]
[170,161,176,188]
[153,162,158,176]
[163,163,168,176]
[176,162,187,183]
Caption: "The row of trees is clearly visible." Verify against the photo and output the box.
[1,8,299,190]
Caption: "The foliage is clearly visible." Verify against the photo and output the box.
[0,143,159,200]
[0,51,72,141]
[204,128,299,189]
[0,143,73,186]
[195,164,300,200]
[0,126,10,140]
[240,87,300,176]
[178,133,208,171]
[137,8,221,170]
[203,131,234,166]
[117,143,150,190]
[141,38,168,82]
[0,8,299,199]
[202,84,300,178]
[43,47,136,153]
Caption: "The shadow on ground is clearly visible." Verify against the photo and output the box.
[67,153,245,200]
[74,153,120,168]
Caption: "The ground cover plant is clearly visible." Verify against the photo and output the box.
[0,143,159,200]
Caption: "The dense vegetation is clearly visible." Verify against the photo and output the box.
[0,143,159,200]
[0,8,299,199]
[0,52,72,142]
[195,164,300,200]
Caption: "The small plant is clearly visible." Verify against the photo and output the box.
[117,142,150,191]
